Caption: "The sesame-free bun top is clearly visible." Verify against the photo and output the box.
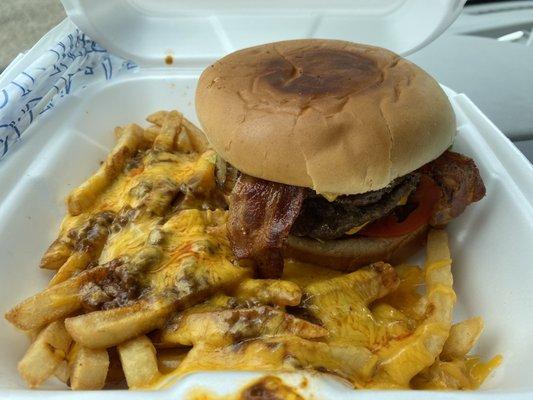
[196,39,455,195]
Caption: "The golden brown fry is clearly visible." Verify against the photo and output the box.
[300,262,399,348]
[368,229,455,388]
[68,342,109,390]
[185,150,216,195]
[371,303,414,340]
[146,111,167,126]
[49,252,91,286]
[5,266,108,331]
[118,335,160,388]
[67,124,144,215]
[40,239,72,270]
[17,321,72,388]
[161,307,327,347]
[176,126,193,152]
[181,117,209,153]
[284,337,378,383]
[149,111,209,152]
[412,355,502,390]
[169,336,377,387]
[144,126,161,143]
[157,348,189,373]
[233,279,302,306]
[65,298,176,349]
[441,317,484,361]
[153,110,182,151]
[54,360,69,383]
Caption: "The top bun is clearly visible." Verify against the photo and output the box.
[196,39,455,195]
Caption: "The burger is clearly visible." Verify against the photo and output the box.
[195,39,485,278]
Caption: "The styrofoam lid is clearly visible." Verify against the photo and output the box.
[61,0,466,68]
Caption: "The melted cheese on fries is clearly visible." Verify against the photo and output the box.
[5,110,500,392]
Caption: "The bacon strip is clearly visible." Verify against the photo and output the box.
[421,151,486,226]
[228,174,306,278]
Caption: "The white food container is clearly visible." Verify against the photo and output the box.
[0,0,532,398]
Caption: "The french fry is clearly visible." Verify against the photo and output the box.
[68,342,109,390]
[153,110,182,151]
[49,214,113,285]
[49,252,92,286]
[143,126,161,143]
[148,111,209,153]
[300,262,399,348]
[118,335,160,388]
[65,299,176,349]
[67,124,144,215]
[233,279,302,306]
[156,348,189,373]
[441,317,484,360]
[176,126,194,152]
[173,337,377,386]
[54,360,69,383]
[17,321,72,388]
[369,229,455,388]
[185,150,217,194]
[181,117,209,153]
[5,266,108,330]
[40,239,72,270]
[161,307,327,347]
[146,111,167,126]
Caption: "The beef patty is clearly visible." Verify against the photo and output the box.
[290,174,420,240]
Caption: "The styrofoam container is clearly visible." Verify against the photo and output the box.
[1,0,532,398]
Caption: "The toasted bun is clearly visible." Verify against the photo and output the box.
[284,224,428,271]
[196,39,455,195]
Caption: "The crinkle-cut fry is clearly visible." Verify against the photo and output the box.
[411,358,473,390]
[169,337,377,387]
[424,230,455,325]
[371,303,414,340]
[368,229,455,388]
[118,335,160,388]
[67,124,144,215]
[161,307,327,347]
[153,110,182,151]
[300,262,400,348]
[17,320,72,388]
[283,337,378,383]
[441,317,484,360]
[5,266,108,330]
[68,342,109,390]
[369,322,450,388]
[65,298,176,349]
[48,252,92,286]
[412,355,502,390]
[305,262,399,306]
[40,238,72,270]
[233,279,302,306]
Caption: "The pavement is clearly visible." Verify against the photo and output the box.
[0,0,65,70]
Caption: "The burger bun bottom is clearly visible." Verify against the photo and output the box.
[284,224,428,272]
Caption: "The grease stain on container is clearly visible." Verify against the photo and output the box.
[186,376,305,400]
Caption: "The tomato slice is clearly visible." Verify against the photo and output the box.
[359,175,441,238]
